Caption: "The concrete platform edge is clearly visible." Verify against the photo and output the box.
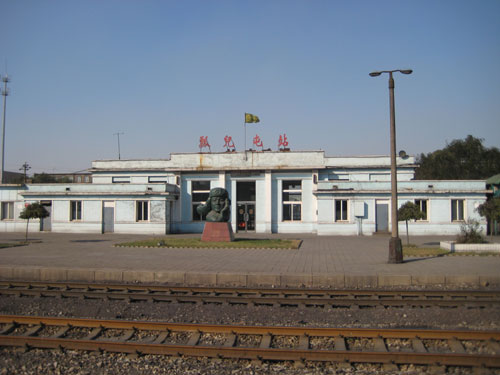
[0,266,498,288]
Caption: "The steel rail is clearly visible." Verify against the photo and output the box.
[0,315,499,368]
[1,281,499,308]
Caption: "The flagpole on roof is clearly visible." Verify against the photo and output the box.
[244,113,247,161]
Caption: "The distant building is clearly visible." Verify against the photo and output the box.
[0,150,488,235]
[2,171,25,184]
[486,174,500,198]
[485,174,500,235]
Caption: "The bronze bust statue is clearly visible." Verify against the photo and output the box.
[197,187,230,222]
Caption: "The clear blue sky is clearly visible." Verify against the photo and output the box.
[1,0,499,173]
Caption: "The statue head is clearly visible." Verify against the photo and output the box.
[197,187,230,222]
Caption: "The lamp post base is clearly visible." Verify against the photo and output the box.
[388,237,403,264]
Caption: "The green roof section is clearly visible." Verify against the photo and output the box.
[486,174,500,185]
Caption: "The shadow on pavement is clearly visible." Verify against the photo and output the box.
[70,240,111,243]
[6,238,42,242]
[403,254,448,263]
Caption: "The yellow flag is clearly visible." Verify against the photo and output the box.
[245,113,260,123]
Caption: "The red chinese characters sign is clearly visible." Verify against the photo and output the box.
[278,133,289,149]
[223,135,235,151]
[199,136,211,152]
[253,134,263,149]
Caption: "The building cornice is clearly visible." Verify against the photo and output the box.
[314,189,491,195]
[20,191,177,198]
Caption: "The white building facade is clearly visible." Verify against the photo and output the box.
[0,151,489,236]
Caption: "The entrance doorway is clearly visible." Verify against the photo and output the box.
[237,203,255,232]
[375,201,389,233]
[236,181,256,232]
[40,201,52,231]
[102,201,115,233]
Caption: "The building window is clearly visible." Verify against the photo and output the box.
[148,176,168,183]
[1,202,14,220]
[112,176,130,183]
[192,181,211,221]
[334,199,349,222]
[70,201,82,221]
[451,199,465,221]
[136,201,149,221]
[282,180,302,221]
[415,199,428,221]
[328,173,349,181]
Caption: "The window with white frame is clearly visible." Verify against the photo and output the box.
[282,180,302,221]
[334,199,349,222]
[112,176,130,183]
[1,202,14,220]
[70,201,82,221]
[415,199,428,221]
[148,176,168,183]
[192,181,211,221]
[451,199,465,221]
[136,200,149,221]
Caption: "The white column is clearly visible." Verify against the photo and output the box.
[312,170,318,233]
[219,171,226,189]
[265,170,272,233]
[231,179,237,232]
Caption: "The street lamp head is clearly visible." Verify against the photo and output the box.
[369,71,382,77]
[400,69,413,75]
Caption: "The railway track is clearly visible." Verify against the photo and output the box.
[0,314,499,370]
[1,281,499,309]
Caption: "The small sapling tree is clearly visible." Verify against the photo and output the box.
[456,219,485,244]
[477,197,500,237]
[19,202,49,242]
[398,201,425,246]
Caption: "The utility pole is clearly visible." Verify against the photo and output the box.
[19,162,31,184]
[1,74,10,184]
[113,132,124,160]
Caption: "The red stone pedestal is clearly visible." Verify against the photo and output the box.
[201,222,234,242]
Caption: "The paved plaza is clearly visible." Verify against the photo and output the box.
[0,232,499,288]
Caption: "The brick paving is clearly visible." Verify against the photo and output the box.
[0,232,499,288]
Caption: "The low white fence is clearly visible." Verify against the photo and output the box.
[440,241,500,252]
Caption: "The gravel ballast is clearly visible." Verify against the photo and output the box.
[0,295,499,374]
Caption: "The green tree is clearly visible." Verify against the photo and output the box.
[398,201,425,245]
[57,176,72,183]
[32,173,57,183]
[19,202,49,242]
[415,135,500,180]
[477,198,500,237]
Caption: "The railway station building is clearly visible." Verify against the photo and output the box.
[0,150,488,236]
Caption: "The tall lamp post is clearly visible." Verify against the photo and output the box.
[369,69,412,264]
[1,74,10,184]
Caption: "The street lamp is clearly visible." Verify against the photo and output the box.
[1,74,10,184]
[370,69,412,264]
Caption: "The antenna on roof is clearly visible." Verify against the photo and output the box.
[113,132,124,160]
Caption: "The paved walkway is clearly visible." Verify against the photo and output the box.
[0,232,499,288]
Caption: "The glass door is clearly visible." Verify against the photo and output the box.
[236,181,256,232]
[237,203,255,232]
